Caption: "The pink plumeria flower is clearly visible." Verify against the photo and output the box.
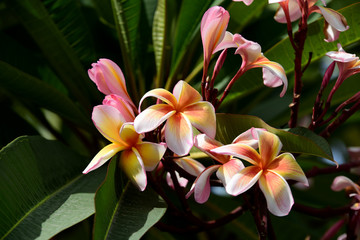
[187,128,265,203]
[102,94,136,122]
[327,44,360,82]
[273,0,349,42]
[134,80,216,156]
[83,104,167,191]
[212,130,308,216]
[201,6,230,74]
[331,176,360,211]
[89,58,135,108]
[214,32,288,97]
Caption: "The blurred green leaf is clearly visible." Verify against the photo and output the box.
[0,61,92,129]
[93,158,167,240]
[0,136,106,240]
[216,113,334,161]
[6,0,99,110]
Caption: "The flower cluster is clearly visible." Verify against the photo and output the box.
[82,2,356,222]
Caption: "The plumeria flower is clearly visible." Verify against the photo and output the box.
[187,128,265,203]
[89,58,135,108]
[83,104,167,191]
[212,130,308,216]
[201,6,230,78]
[326,44,360,83]
[134,80,216,156]
[273,0,349,42]
[331,176,360,211]
[214,32,288,97]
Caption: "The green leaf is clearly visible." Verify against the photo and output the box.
[0,61,92,129]
[167,0,213,89]
[0,136,106,240]
[94,158,167,240]
[152,0,167,88]
[6,0,98,110]
[43,0,95,63]
[216,113,334,161]
[111,0,143,101]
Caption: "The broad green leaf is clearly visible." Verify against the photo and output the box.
[152,0,167,88]
[94,158,167,240]
[216,113,334,161]
[0,61,92,129]
[0,136,106,240]
[43,0,95,63]
[111,0,143,101]
[6,0,99,110]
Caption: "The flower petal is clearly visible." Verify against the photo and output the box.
[102,94,135,122]
[235,39,262,64]
[138,88,177,111]
[268,153,308,186]
[174,157,206,176]
[331,176,360,195]
[258,130,282,167]
[134,104,176,133]
[192,165,221,204]
[233,0,254,6]
[250,57,288,97]
[173,81,202,108]
[213,31,238,53]
[201,6,230,65]
[259,171,294,216]
[92,105,125,144]
[167,171,188,189]
[119,148,147,191]
[194,134,229,164]
[211,143,261,166]
[119,123,141,147]
[83,143,125,174]
[318,6,349,32]
[225,166,262,196]
[232,127,267,149]
[183,101,216,138]
[165,113,193,155]
[273,0,301,23]
[136,142,167,171]
[216,159,245,187]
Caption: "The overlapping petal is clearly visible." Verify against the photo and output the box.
[258,130,282,167]
[102,94,135,122]
[119,148,147,191]
[136,142,167,171]
[174,157,206,177]
[82,143,126,174]
[201,6,230,66]
[225,166,262,196]
[138,88,177,110]
[212,143,261,166]
[194,134,229,164]
[318,6,349,42]
[213,31,238,53]
[89,59,133,105]
[258,171,294,216]
[119,124,141,147]
[134,104,176,133]
[274,0,301,23]
[216,159,245,187]
[92,105,125,144]
[233,0,254,6]
[331,176,360,194]
[268,153,308,186]
[165,113,193,155]
[182,102,216,138]
[173,81,202,109]
[232,127,266,148]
